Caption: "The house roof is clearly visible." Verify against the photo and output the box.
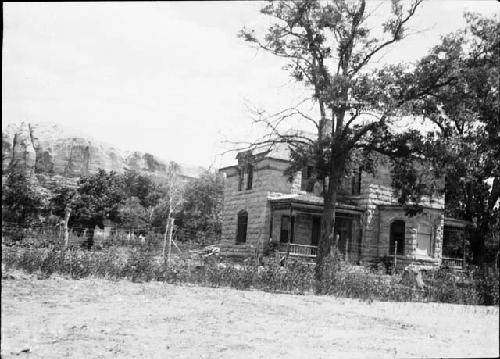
[253,142,291,161]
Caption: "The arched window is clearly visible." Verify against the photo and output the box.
[236,210,248,244]
[389,220,405,255]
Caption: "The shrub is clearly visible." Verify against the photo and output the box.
[472,267,499,305]
[3,244,497,305]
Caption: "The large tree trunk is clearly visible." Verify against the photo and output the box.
[315,146,346,282]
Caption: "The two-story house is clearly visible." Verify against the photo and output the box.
[218,143,470,268]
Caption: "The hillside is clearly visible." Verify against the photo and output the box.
[2,121,205,181]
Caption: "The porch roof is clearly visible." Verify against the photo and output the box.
[268,192,365,215]
[444,217,474,229]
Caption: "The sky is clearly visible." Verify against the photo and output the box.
[2,1,499,169]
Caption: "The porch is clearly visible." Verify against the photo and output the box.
[268,193,364,262]
[441,217,472,269]
[278,243,318,258]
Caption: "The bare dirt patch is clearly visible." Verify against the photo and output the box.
[2,272,498,358]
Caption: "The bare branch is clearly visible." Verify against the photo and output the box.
[349,0,424,76]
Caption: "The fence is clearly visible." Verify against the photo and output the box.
[1,222,220,251]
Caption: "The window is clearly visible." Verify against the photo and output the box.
[280,215,294,243]
[352,167,362,195]
[238,167,244,191]
[389,220,405,255]
[246,164,253,190]
[416,224,432,256]
[236,210,248,243]
[301,165,315,192]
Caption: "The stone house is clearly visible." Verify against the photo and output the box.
[218,144,470,268]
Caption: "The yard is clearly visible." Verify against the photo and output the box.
[2,271,498,358]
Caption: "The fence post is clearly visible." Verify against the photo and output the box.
[394,240,398,271]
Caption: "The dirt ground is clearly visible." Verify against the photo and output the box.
[1,272,498,358]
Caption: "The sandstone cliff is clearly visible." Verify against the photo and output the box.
[2,121,204,180]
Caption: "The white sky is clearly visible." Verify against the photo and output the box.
[2,1,498,169]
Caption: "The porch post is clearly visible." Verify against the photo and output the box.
[462,231,466,268]
[287,205,292,257]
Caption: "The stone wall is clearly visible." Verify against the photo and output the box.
[219,151,446,262]
[378,207,443,264]
[219,158,293,257]
[347,158,445,262]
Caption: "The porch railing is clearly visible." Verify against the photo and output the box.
[441,256,465,269]
[278,243,318,258]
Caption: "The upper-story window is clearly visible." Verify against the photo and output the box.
[246,164,253,190]
[238,167,244,191]
[301,165,315,192]
[352,167,362,195]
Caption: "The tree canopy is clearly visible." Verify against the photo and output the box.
[240,0,498,273]
[239,0,462,278]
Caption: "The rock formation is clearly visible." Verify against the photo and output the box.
[2,121,204,180]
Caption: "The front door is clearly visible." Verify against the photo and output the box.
[335,218,353,258]
[311,216,321,246]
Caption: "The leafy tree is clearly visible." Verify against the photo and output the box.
[117,196,150,230]
[69,169,126,246]
[239,0,454,280]
[49,183,78,218]
[176,171,223,241]
[2,171,43,225]
[120,169,162,208]
[407,13,500,264]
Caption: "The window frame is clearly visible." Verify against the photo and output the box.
[279,215,294,243]
[389,220,405,255]
[352,167,362,196]
[246,163,253,190]
[236,210,248,244]
[237,167,244,191]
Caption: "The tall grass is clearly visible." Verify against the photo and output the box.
[2,245,498,305]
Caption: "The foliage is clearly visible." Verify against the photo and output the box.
[238,0,464,279]
[69,169,126,231]
[394,13,500,263]
[5,243,497,305]
[2,171,44,225]
[120,169,163,208]
[176,171,223,239]
[117,196,150,230]
[49,183,77,218]
[4,164,223,246]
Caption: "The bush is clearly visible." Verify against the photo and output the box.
[472,267,499,305]
[3,245,498,305]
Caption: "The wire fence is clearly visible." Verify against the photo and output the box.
[1,222,221,252]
